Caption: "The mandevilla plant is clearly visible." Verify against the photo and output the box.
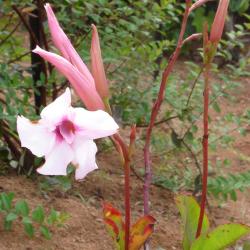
[16,3,155,250]
[1,0,248,249]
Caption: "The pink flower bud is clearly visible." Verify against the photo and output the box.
[33,46,104,111]
[44,3,95,88]
[182,33,202,46]
[210,0,229,43]
[39,3,108,111]
[91,24,109,99]
[189,0,215,14]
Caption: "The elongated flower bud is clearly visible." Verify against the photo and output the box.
[91,24,109,99]
[189,0,215,14]
[210,0,229,44]
[182,33,202,46]
[33,46,104,111]
[44,3,95,87]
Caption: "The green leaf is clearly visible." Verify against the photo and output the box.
[40,225,51,240]
[230,190,237,201]
[22,217,34,237]
[55,212,70,226]
[212,102,221,113]
[4,212,17,231]
[24,223,34,237]
[0,192,14,211]
[175,195,210,250]
[6,212,18,222]
[4,219,13,231]
[15,200,29,216]
[47,208,59,225]
[185,131,194,142]
[191,224,250,250]
[22,216,32,224]
[0,200,3,211]
[243,241,250,250]
[32,206,45,224]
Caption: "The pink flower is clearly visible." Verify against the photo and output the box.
[210,0,229,43]
[17,88,119,180]
[91,24,109,99]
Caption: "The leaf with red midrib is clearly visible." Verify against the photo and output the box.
[129,215,156,250]
[103,202,125,250]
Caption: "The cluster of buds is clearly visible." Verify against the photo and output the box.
[34,4,109,111]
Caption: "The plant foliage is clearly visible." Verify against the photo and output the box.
[0,192,69,239]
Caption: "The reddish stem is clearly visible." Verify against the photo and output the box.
[124,158,130,250]
[143,0,191,216]
[113,133,130,250]
[196,64,210,238]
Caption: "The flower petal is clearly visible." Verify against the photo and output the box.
[72,107,119,139]
[17,116,56,157]
[33,46,104,111]
[44,3,95,87]
[37,141,74,176]
[91,24,109,98]
[40,87,71,127]
[72,138,98,180]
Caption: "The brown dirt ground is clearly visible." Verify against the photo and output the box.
[0,70,250,250]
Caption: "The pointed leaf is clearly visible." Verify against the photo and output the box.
[40,225,52,240]
[15,200,29,216]
[4,219,13,231]
[175,195,209,250]
[0,192,14,211]
[129,215,156,250]
[32,206,45,224]
[6,212,18,222]
[22,217,34,237]
[191,224,250,250]
[47,208,59,225]
[103,202,125,250]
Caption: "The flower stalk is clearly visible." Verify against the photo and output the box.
[195,62,210,238]
[143,2,191,249]
[113,133,131,250]
[196,0,229,238]
[143,0,191,217]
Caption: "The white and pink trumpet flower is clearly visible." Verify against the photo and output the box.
[17,88,118,180]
